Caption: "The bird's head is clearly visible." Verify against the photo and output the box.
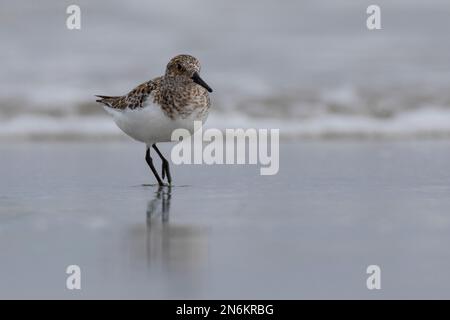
[165,54,213,93]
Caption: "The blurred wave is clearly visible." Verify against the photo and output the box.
[1,0,450,140]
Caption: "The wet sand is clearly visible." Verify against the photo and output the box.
[1,141,450,299]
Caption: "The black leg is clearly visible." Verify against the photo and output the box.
[152,144,172,185]
[145,147,164,186]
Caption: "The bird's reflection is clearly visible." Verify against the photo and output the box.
[146,186,171,225]
[145,186,208,271]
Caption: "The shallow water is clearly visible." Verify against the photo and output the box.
[1,141,450,299]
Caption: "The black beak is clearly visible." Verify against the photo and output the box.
[192,72,213,93]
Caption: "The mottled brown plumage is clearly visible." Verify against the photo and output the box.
[96,55,211,120]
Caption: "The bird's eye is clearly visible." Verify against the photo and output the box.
[177,64,183,71]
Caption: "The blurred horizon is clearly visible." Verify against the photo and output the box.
[1,0,450,140]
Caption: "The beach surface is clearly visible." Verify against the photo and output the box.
[1,141,450,299]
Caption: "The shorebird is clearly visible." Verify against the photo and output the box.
[95,54,213,186]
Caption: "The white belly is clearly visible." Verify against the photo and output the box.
[104,102,208,144]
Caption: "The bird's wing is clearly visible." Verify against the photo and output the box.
[95,77,162,110]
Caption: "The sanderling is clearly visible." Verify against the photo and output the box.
[96,54,213,186]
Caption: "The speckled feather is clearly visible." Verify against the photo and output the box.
[96,55,211,120]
